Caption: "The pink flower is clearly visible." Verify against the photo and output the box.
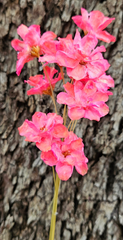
[25,66,62,96]
[56,30,110,80]
[72,8,116,43]
[41,131,88,181]
[39,31,110,81]
[11,24,56,75]
[57,81,110,121]
[18,112,68,151]
[80,74,114,92]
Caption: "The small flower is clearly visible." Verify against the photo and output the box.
[41,132,88,181]
[25,66,62,96]
[56,30,110,80]
[81,73,114,92]
[18,112,68,151]
[72,8,116,43]
[11,24,56,75]
[57,81,110,121]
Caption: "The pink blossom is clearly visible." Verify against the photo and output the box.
[72,8,116,43]
[41,132,88,181]
[25,66,62,96]
[18,112,68,151]
[80,74,114,93]
[57,81,110,121]
[39,31,110,81]
[56,30,110,80]
[11,24,56,75]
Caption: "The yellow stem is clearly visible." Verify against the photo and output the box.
[59,66,65,84]
[70,120,74,131]
[67,120,72,130]
[49,174,60,240]
[63,104,68,126]
[52,166,56,186]
[72,120,77,132]
[51,96,58,115]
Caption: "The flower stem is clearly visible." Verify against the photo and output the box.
[49,174,60,240]
[43,65,58,114]
[59,66,65,84]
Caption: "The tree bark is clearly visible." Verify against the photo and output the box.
[0,0,123,239]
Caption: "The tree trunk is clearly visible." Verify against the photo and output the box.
[0,0,123,239]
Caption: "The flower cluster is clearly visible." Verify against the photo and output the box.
[25,66,62,96]
[12,8,115,180]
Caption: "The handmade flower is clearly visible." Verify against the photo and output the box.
[18,112,68,151]
[56,30,110,80]
[72,8,116,43]
[80,73,114,92]
[57,81,110,121]
[25,66,62,96]
[41,131,88,181]
[11,24,56,75]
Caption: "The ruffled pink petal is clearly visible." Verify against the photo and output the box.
[36,133,52,151]
[18,120,40,142]
[97,103,109,117]
[24,30,40,46]
[70,139,83,151]
[11,39,25,51]
[98,17,115,31]
[64,82,74,96]
[57,92,75,106]
[16,57,26,76]
[87,62,106,79]
[67,65,87,80]
[51,124,68,138]
[46,113,63,128]
[25,75,43,86]
[40,31,57,44]
[80,34,98,55]
[32,112,47,130]
[39,55,57,63]
[99,74,114,88]
[75,161,88,176]
[93,92,109,102]
[68,107,85,120]
[95,30,116,43]
[26,88,42,96]
[41,150,57,166]
[89,11,105,29]
[81,8,89,21]
[83,107,101,121]
[16,51,33,76]
[17,24,29,40]
[56,51,79,68]
[83,81,97,96]
[56,162,73,181]
[51,141,64,161]
[29,25,41,36]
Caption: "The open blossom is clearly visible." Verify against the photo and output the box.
[11,24,56,76]
[41,131,88,181]
[56,30,110,80]
[72,8,116,43]
[57,81,110,121]
[39,30,110,81]
[18,112,68,151]
[78,73,114,92]
[25,66,62,96]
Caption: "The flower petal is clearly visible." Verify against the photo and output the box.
[56,162,73,181]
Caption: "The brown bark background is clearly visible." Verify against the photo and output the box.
[0,0,123,239]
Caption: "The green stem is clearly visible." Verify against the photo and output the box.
[49,174,60,240]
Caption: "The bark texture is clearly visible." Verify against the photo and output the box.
[0,0,123,239]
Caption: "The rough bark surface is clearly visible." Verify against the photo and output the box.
[0,0,123,239]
